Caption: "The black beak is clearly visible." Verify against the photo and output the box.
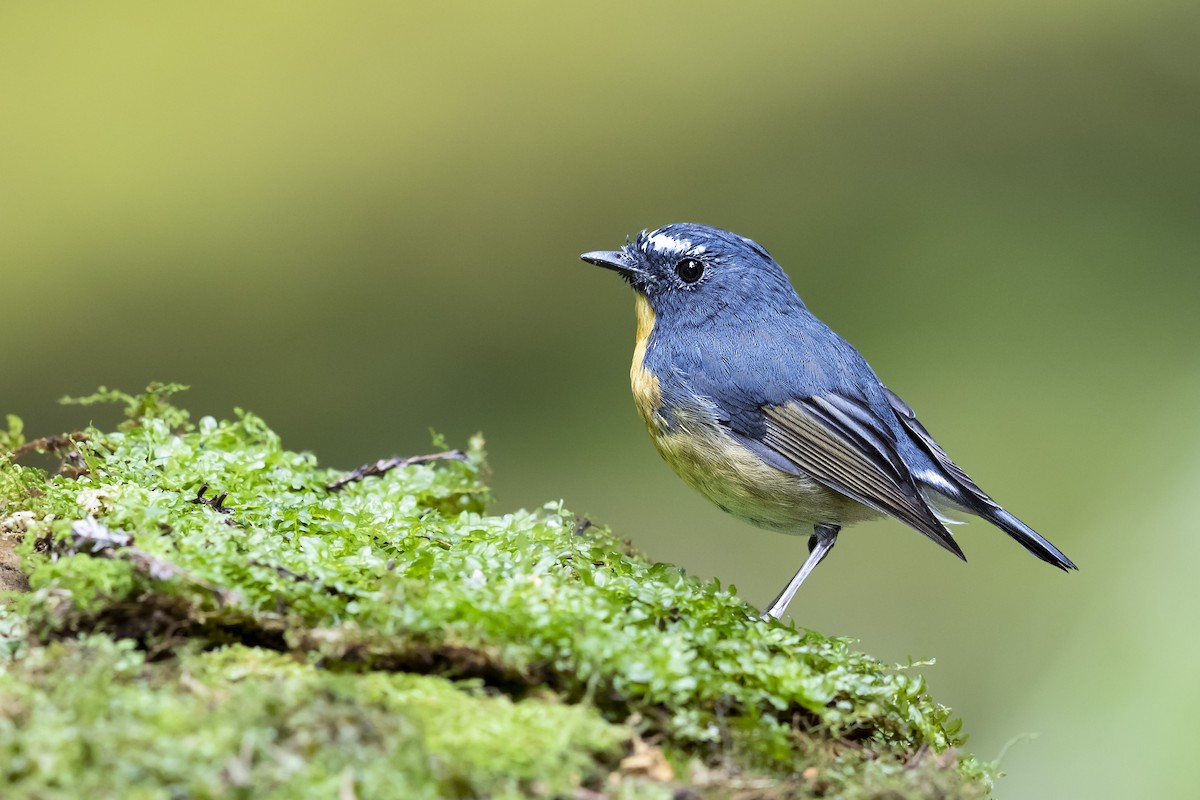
[580,249,641,279]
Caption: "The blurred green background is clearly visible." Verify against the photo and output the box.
[3,2,1198,795]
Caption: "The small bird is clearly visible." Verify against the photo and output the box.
[580,223,1076,620]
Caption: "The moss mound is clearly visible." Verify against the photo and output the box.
[0,385,991,798]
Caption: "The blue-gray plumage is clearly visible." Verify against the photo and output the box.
[580,223,1076,621]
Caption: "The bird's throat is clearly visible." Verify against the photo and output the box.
[630,295,662,429]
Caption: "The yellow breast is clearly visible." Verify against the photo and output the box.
[629,295,662,430]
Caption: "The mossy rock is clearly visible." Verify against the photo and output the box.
[0,385,992,799]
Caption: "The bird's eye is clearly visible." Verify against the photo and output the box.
[675,258,705,284]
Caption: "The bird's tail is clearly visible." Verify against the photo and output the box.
[885,387,1078,572]
[977,505,1078,571]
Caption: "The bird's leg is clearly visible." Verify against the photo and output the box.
[759,524,840,621]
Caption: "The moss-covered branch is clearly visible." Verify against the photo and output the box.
[0,385,992,798]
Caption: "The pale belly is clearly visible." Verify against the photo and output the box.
[648,415,881,534]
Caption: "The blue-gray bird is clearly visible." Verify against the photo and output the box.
[580,223,1077,621]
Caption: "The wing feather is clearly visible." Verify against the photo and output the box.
[759,397,965,559]
[882,387,994,507]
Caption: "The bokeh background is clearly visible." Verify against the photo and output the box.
[4,2,1198,795]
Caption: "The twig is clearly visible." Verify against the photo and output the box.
[8,432,90,459]
[325,450,468,492]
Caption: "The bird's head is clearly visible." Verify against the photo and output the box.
[580,223,801,324]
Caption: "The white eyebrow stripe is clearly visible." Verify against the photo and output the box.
[646,232,691,254]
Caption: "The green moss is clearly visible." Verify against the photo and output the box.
[0,385,992,798]
[0,638,629,800]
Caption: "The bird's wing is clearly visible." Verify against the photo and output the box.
[668,317,962,556]
[749,392,965,559]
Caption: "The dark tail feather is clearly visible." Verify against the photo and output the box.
[982,507,1078,571]
[884,387,1078,572]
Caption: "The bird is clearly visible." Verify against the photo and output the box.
[579,223,1077,621]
